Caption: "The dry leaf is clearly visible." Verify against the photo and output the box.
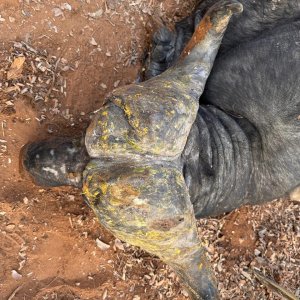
[7,56,26,80]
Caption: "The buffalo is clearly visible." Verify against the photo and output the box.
[22,0,300,299]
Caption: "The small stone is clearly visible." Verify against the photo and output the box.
[52,7,64,17]
[5,101,14,106]
[89,37,98,46]
[254,249,261,256]
[96,238,110,250]
[6,224,16,232]
[100,83,107,90]
[60,3,72,11]
[9,16,16,23]
[12,270,22,280]
[68,195,75,201]
[290,186,300,201]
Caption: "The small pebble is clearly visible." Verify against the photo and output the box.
[96,238,110,250]
[6,224,16,232]
[100,83,107,90]
[89,37,98,46]
[254,249,261,256]
[12,270,22,280]
[60,3,72,11]
[113,80,120,88]
[52,7,64,17]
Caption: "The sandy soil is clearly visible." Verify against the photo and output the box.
[0,1,299,299]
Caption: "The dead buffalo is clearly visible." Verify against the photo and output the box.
[22,0,300,299]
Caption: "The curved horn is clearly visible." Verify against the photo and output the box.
[161,0,243,99]
[83,161,219,300]
[84,1,243,299]
[85,1,243,160]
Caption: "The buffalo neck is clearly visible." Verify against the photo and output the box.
[182,105,256,218]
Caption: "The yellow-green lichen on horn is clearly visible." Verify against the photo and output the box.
[83,161,194,253]
[85,79,199,159]
[83,159,218,299]
[85,1,242,162]
[83,1,243,299]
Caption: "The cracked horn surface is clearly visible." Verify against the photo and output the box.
[83,1,243,299]
[85,79,199,159]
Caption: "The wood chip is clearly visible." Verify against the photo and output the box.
[113,80,120,88]
[102,289,108,299]
[7,57,26,80]
[87,9,103,19]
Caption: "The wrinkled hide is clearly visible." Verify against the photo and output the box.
[146,0,300,77]
[184,22,300,217]
[147,0,300,218]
